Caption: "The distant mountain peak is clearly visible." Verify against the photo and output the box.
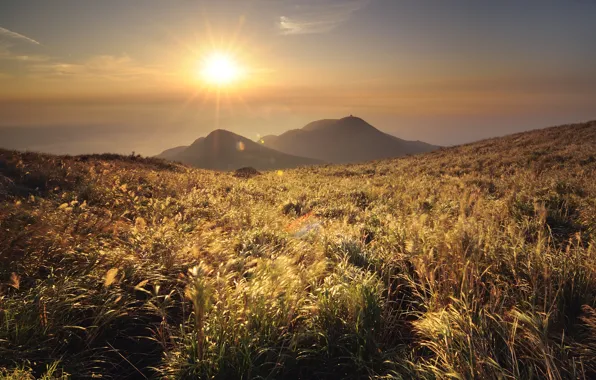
[195,129,250,151]
[262,116,439,163]
[207,128,236,137]
[205,129,243,141]
[157,116,439,170]
[340,115,364,122]
[156,128,322,171]
[337,116,375,129]
[301,116,375,133]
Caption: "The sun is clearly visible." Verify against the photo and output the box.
[199,52,241,85]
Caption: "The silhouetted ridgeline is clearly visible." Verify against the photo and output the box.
[157,116,439,170]
[261,116,439,163]
[157,129,322,170]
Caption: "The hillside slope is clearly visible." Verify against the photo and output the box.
[157,129,322,170]
[0,121,595,379]
[261,115,439,163]
[156,145,188,160]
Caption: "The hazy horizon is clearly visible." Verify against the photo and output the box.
[1,0,595,155]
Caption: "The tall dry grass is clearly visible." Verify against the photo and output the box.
[0,121,595,378]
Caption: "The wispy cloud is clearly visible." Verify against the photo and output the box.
[27,54,167,82]
[0,26,40,45]
[278,0,370,35]
[0,26,44,64]
[0,43,49,62]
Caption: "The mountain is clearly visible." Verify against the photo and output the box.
[156,129,322,171]
[261,116,440,163]
[157,145,188,160]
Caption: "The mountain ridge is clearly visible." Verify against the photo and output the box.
[157,129,322,171]
[158,116,439,170]
[260,115,440,163]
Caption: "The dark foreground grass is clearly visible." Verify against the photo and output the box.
[0,121,595,379]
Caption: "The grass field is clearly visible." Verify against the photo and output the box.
[1,121,595,379]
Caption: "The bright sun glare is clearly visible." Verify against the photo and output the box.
[200,53,241,85]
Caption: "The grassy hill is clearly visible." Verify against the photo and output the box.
[0,121,595,378]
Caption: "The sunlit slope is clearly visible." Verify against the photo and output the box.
[0,120,595,379]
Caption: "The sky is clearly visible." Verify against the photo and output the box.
[0,0,595,155]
